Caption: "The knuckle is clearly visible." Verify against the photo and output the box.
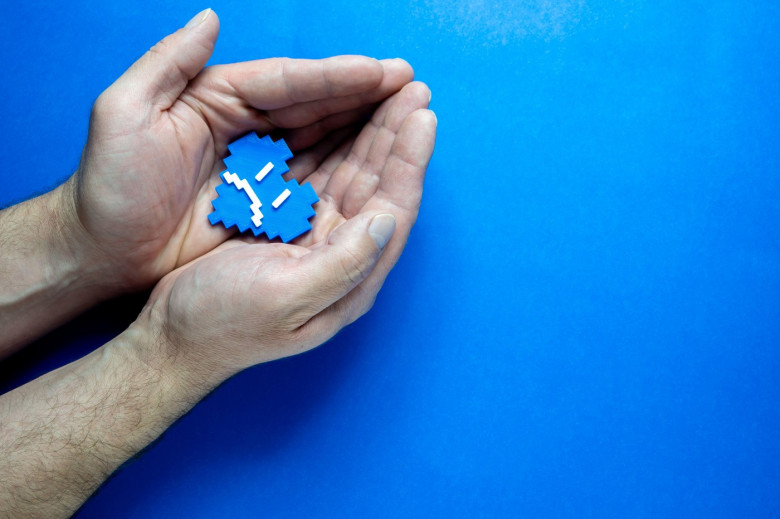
[338,248,371,287]
[347,287,377,325]
[91,90,115,120]
[284,300,315,329]
[356,293,378,320]
[416,82,432,100]
[147,38,172,60]
[326,298,355,332]
[91,87,137,126]
[289,321,317,348]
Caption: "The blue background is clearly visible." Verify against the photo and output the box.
[1,1,779,517]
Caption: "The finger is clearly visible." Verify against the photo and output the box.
[285,130,359,215]
[282,104,372,153]
[187,56,401,152]
[330,109,437,312]
[296,109,435,341]
[266,58,414,128]
[316,82,431,213]
[286,125,360,184]
[277,60,414,153]
[341,83,432,216]
[291,213,396,316]
[108,9,219,112]
[294,210,405,346]
[309,133,358,191]
[222,56,386,111]
[283,128,359,249]
[342,81,431,168]
[365,108,438,214]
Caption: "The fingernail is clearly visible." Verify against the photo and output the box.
[185,8,212,29]
[369,214,396,250]
[431,110,438,125]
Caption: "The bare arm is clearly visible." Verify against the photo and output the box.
[0,310,209,518]
[0,184,115,357]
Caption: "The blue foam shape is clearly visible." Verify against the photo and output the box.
[208,133,319,242]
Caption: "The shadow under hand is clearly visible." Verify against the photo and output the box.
[169,316,370,459]
[81,316,373,518]
[0,291,150,394]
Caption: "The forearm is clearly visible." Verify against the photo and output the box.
[0,309,215,518]
[0,180,113,357]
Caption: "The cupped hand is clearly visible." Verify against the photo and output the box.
[141,82,436,381]
[64,9,414,292]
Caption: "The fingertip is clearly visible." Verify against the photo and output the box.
[416,108,437,128]
[415,82,432,108]
[113,8,219,112]
[357,55,385,87]
[184,8,210,28]
[392,108,438,168]
[204,8,221,37]
[368,214,396,250]
[184,7,220,40]
[380,58,415,84]
[328,55,384,91]
[365,55,385,78]
[398,81,432,110]
[324,211,392,256]
[325,211,376,245]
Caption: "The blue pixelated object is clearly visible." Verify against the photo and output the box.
[208,133,318,242]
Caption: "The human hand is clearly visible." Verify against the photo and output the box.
[138,81,436,383]
[62,9,414,292]
[0,11,433,513]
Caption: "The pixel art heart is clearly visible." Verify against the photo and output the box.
[208,133,319,242]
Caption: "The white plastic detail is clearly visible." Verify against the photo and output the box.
[223,171,264,227]
[255,162,274,182]
[272,189,291,209]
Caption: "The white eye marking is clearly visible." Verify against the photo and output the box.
[224,171,264,227]
[272,189,291,209]
[255,162,274,182]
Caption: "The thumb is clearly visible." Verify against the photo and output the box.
[112,9,219,110]
[296,213,396,314]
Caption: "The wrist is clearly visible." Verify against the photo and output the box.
[122,292,234,402]
[0,180,120,354]
[53,176,129,295]
[0,303,226,516]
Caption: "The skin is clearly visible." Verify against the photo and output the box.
[0,9,436,518]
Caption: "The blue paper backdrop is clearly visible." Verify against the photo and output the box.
[1,1,778,517]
